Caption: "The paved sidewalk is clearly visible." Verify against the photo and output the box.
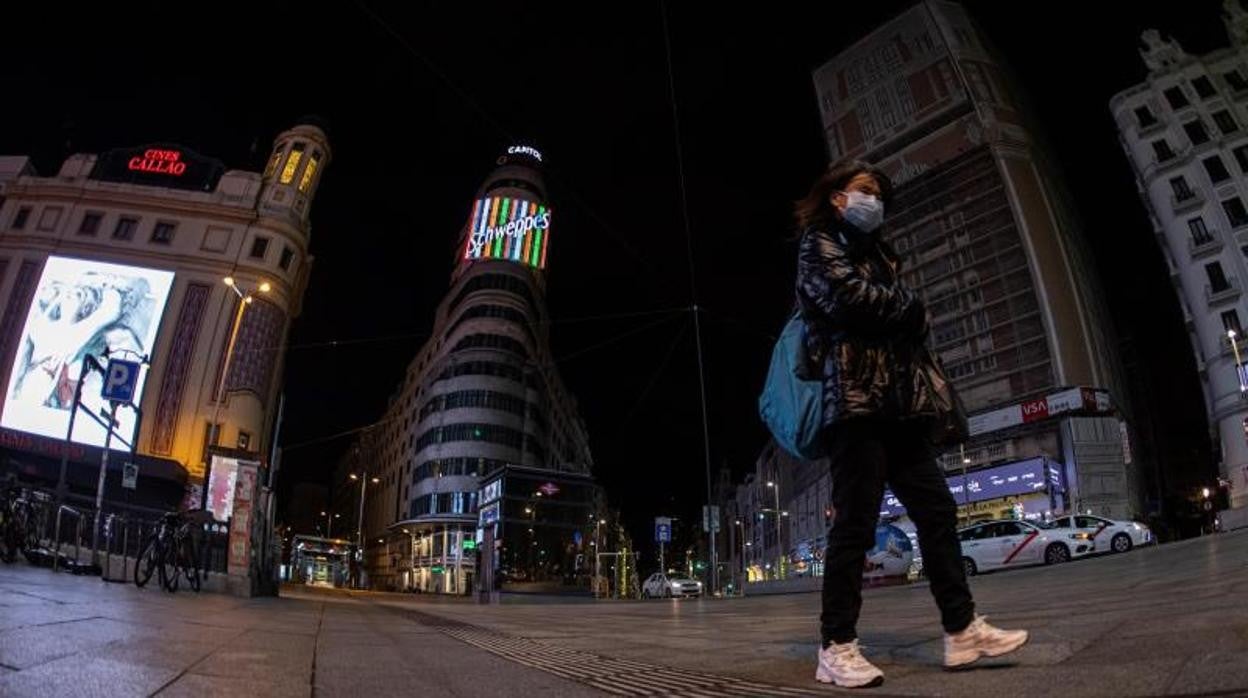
[369,530,1248,697]
[0,566,594,697]
[0,530,1244,696]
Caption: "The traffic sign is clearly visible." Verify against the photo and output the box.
[122,463,138,490]
[101,359,141,403]
[655,517,672,543]
[702,505,721,533]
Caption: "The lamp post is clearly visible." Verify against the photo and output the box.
[203,277,270,500]
[320,511,339,539]
[594,516,606,596]
[734,519,746,593]
[349,472,380,588]
[960,444,972,520]
[1230,330,1246,392]
[766,480,784,580]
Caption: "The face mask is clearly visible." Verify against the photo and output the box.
[840,190,884,232]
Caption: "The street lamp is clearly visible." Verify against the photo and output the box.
[320,511,340,539]
[734,519,747,593]
[349,472,380,589]
[767,480,784,580]
[1229,330,1246,392]
[205,276,271,479]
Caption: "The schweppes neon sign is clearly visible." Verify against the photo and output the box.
[463,196,550,269]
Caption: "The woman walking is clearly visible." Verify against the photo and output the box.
[794,161,1028,688]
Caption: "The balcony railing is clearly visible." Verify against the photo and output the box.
[1206,276,1242,307]
[1172,189,1206,214]
[1189,227,1224,261]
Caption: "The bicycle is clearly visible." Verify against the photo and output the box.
[0,484,40,564]
[135,511,200,592]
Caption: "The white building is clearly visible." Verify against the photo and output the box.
[0,120,330,511]
[1111,1,1248,522]
[336,147,600,594]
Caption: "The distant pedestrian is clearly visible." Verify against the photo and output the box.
[793,161,1028,688]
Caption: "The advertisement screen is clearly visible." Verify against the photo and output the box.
[0,256,174,449]
[881,457,1052,517]
[463,196,550,269]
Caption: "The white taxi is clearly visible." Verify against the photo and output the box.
[1047,514,1152,554]
[641,573,703,598]
[957,519,1093,576]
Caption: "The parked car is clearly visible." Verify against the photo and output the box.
[1047,514,1152,553]
[957,519,1094,576]
[641,573,703,598]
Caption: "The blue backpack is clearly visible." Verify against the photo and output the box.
[758,312,826,460]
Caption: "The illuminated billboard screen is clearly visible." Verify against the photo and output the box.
[1,256,175,450]
[463,196,550,269]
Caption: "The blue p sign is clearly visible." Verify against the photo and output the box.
[101,359,141,403]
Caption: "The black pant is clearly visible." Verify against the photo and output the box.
[820,418,974,645]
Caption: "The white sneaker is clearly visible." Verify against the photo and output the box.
[815,640,884,688]
[944,615,1029,669]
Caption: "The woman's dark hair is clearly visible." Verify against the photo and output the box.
[793,159,893,231]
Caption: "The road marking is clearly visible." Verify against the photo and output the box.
[398,608,825,697]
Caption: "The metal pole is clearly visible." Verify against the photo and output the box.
[356,475,367,588]
[55,358,94,506]
[91,401,120,566]
[692,306,718,595]
[773,484,782,580]
[594,519,602,598]
[204,294,249,505]
[1230,331,1246,391]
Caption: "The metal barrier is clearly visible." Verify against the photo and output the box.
[52,505,83,572]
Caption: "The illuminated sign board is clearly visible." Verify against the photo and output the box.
[507,145,543,161]
[967,387,1112,437]
[90,143,226,192]
[0,256,174,450]
[479,502,501,527]
[464,196,550,269]
[480,479,502,505]
[880,457,1054,517]
[127,148,187,176]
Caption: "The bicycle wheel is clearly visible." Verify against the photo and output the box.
[161,544,180,592]
[135,536,160,587]
[182,538,201,592]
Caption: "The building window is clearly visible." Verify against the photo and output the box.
[1134,105,1158,128]
[264,149,283,179]
[1152,139,1176,162]
[280,143,305,185]
[78,212,102,236]
[1192,76,1218,99]
[150,221,176,245]
[1183,120,1211,145]
[250,236,270,260]
[1224,197,1248,228]
[1170,176,1195,201]
[237,431,252,451]
[113,217,138,241]
[1190,217,1213,245]
[1222,310,1243,337]
[1235,144,1248,174]
[1214,109,1239,135]
[298,150,321,193]
[12,207,30,230]
[1207,262,1231,293]
[1227,70,1248,92]
[279,245,295,271]
[1164,86,1190,110]
[1204,156,1232,183]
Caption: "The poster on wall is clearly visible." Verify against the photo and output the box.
[206,455,253,522]
[0,256,174,449]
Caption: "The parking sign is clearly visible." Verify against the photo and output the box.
[101,359,141,403]
[655,516,672,543]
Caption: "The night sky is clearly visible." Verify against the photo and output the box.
[1,2,1223,549]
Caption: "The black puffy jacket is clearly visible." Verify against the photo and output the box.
[796,222,936,427]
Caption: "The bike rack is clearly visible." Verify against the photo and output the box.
[52,505,83,573]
